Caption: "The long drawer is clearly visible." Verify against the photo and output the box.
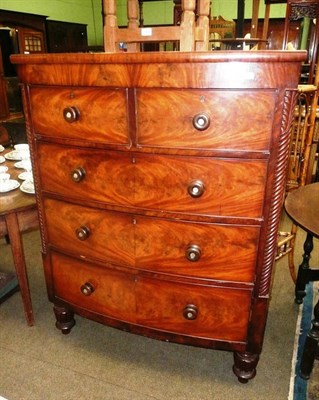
[52,252,252,342]
[37,143,267,218]
[136,89,275,151]
[29,87,129,145]
[44,198,259,282]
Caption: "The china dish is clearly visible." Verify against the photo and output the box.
[0,145,4,152]
[5,151,22,161]
[18,171,33,181]
[0,156,5,164]
[14,160,29,169]
[20,180,35,194]
[0,179,20,193]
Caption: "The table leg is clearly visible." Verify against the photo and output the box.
[5,212,34,326]
[300,296,319,379]
[295,232,314,304]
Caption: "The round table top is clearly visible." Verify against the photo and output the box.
[284,182,319,238]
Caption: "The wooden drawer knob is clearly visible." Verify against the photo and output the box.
[75,226,90,241]
[80,282,95,296]
[185,244,201,262]
[193,113,210,131]
[63,106,80,123]
[71,167,86,182]
[188,180,205,198]
[183,304,198,320]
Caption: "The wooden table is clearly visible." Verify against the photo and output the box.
[285,182,319,379]
[0,148,38,326]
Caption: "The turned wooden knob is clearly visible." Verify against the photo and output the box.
[71,167,86,182]
[63,106,80,123]
[80,282,95,296]
[192,113,210,131]
[75,226,90,241]
[185,244,201,262]
[183,304,198,320]
[188,180,205,198]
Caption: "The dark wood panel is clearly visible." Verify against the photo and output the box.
[46,20,88,53]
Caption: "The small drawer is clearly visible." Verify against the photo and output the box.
[136,277,252,342]
[29,87,129,145]
[43,198,259,283]
[38,143,267,218]
[136,89,275,151]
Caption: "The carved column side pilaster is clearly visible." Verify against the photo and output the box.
[258,89,299,298]
[20,85,47,254]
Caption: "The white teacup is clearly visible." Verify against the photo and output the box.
[0,173,10,187]
[0,166,8,173]
[14,144,30,161]
[14,144,29,152]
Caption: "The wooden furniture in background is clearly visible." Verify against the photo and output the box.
[284,182,319,379]
[12,50,305,382]
[103,0,210,52]
[0,9,88,121]
[282,0,319,84]
[0,10,47,120]
[209,15,236,39]
[46,20,88,53]
[0,149,38,325]
[277,51,319,280]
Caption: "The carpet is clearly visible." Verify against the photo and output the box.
[288,281,319,400]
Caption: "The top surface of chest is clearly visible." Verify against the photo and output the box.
[11,51,306,89]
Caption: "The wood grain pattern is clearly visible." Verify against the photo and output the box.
[52,252,136,321]
[136,277,252,341]
[11,52,306,88]
[30,87,129,145]
[52,251,252,342]
[43,197,259,282]
[37,143,267,218]
[137,89,274,151]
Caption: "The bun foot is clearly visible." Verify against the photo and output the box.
[53,305,76,334]
[233,352,259,383]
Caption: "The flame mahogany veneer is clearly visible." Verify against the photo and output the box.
[11,51,306,382]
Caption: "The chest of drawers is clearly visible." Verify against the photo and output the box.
[11,51,305,382]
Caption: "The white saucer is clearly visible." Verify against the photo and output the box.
[0,145,4,152]
[18,171,33,181]
[0,156,5,164]
[14,160,29,169]
[0,179,20,193]
[5,151,22,161]
[20,180,35,194]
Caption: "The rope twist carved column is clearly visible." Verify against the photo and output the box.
[259,89,299,297]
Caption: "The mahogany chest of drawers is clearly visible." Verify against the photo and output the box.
[12,51,305,382]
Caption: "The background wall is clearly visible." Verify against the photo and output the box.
[0,0,287,47]
[0,0,103,47]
